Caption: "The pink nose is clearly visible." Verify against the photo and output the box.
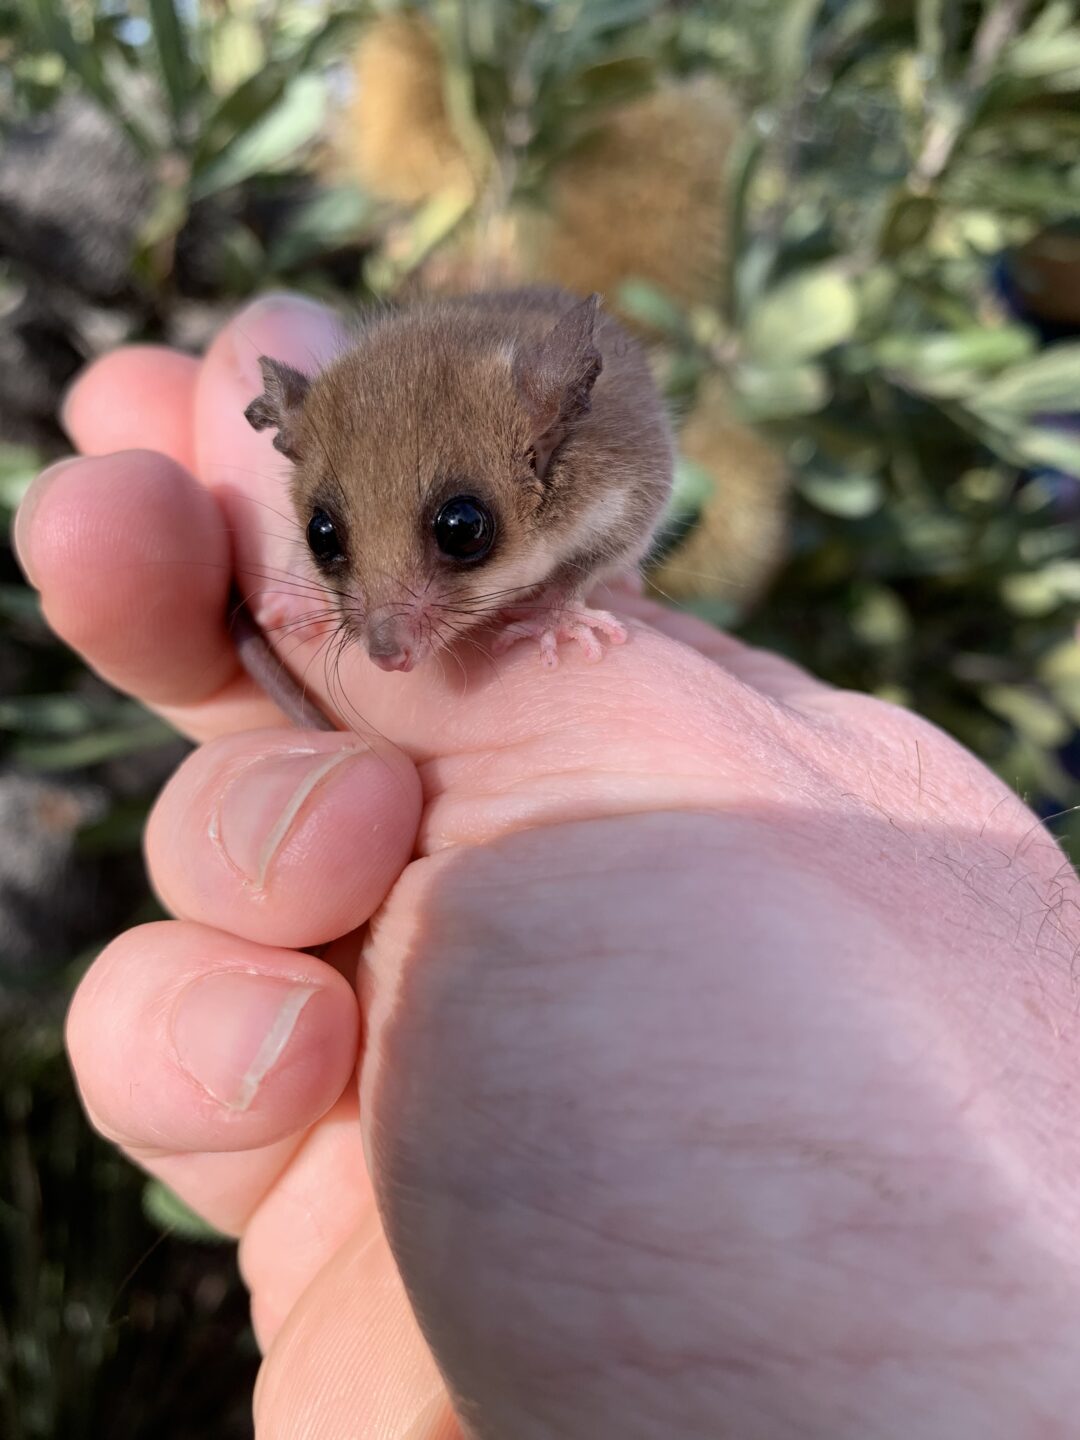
[367,617,417,672]
[369,646,414,673]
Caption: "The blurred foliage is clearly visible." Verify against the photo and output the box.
[2,0,371,304]
[665,0,1080,827]
[2,0,1080,1434]
[1,1008,256,1440]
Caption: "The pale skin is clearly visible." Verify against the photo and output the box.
[15,294,1080,1439]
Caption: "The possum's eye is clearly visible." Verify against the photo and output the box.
[307,508,345,565]
[433,496,495,562]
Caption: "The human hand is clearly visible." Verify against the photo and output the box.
[16,296,1080,1439]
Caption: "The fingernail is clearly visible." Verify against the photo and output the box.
[171,971,319,1111]
[212,745,363,889]
[12,457,82,587]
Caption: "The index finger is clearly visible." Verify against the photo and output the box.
[25,298,348,738]
[194,293,346,582]
[63,345,200,472]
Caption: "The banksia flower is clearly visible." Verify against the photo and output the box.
[651,378,791,613]
[533,79,740,318]
[339,13,477,206]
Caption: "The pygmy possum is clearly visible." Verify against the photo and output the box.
[238,286,674,717]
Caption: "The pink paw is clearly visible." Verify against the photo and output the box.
[252,594,291,634]
[252,594,337,646]
[493,607,628,670]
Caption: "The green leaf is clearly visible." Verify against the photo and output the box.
[878,193,937,256]
[14,720,176,772]
[143,1180,229,1243]
[1048,678,1080,728]
[669,456,716,515]
[0,444,41,512]
[0,695,97,735]
[896,512,975,569]
[1011,427,1080,475]
[1007,27,1080,82]
[798,471,884,518]
[617,279,686,337]
[1040,637,1080,684]
[269,186,380,270]
[874,328,1040,399]
[565,55,655,109]
[772,0,824,93]
[1001,572,1062,616]
[854,265,901,331]
[1041,560,1080,600]
[970,344,1080,416]
[981,685,1071,747]
[733,361,830,419]
[147,0,194,130]
[744,266,859,364]
[0,584,42,623]
[192,74,327,198]
[724,125,766,315]
[944,163,1080,215]
[1019,521,1080,565]
[193,67,289,170]
[135,180,190,273]
[916,0,946,73]
[215,221,266,293]
[851,583,910,646]
[206,14,264,96]
[431,0,493,182]
[1041,639,1080,723]
[875,329,1036,378]
[367,186,475,289]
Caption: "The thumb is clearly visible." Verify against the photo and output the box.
[359,815,725,1440]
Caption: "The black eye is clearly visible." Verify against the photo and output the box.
[307,508,344,564]
[433,495,495,562]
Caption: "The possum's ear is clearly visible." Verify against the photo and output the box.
[244,357,310,462]
[513,293,603,481]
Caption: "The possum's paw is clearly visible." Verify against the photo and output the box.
[249,591,340,649]
[493,606,628,670]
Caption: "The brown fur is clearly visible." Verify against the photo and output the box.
[246,287,673,664]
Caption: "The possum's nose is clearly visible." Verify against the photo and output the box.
[369,645,414,673]
[367,622,415,673]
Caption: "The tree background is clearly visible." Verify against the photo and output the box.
[2,2,1079,1433]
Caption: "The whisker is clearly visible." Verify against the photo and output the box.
[325,627,395,750]
[295,627,341,719]
[437,619,506,691]
[239,577,345,604]
[646,562,745,584]
[439,622,469,688]
[260,609,345,641]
